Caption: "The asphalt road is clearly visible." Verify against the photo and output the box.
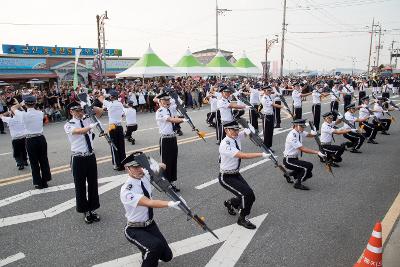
[0,94,399,267]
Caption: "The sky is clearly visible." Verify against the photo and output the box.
[0,0,399,71]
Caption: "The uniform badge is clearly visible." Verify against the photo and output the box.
[126,184,133,190]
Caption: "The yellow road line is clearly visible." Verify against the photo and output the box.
[0,132,216,187]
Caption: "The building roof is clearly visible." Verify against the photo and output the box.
[192,48,233,55]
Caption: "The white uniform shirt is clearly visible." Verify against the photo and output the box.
[217,97,233,122]
[210,96,218,112]
[260,94,274,115]
[292,90,302,108]
[249,88,260,105]
[16,108,44,135]
[284,129,308,157]
[120,174,152,222]
[359,104,370,119]
[2,114,27,139]
[343,85,354,95]
[219,132,245,171]
[103,100,124,124]
[156,107,174,135]
[64,117,94,153]
[273,87,282,102]
[373,103,385,119]
[343,111,356,129]
[331,87,340,102]
[312,90,321,104]
[124,107,137,125]
[320,122,335,143]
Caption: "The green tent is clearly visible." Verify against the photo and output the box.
[174,49,215,76]
[206,51,241,76]
[234,51,261,76]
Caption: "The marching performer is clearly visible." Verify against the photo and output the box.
[120,152,180,267]
[0,111,28,170]
[358,78,368,105]
[216,87,247,144]
[219,121,268,229]
[358,96,379,144]
[330,81,341,121]
[103,90,126,171]
[124,100,138,145]
[11,96,52,189]
[205,88,217,128]
[64,102,103,223]
[373,97,392,135]
[260,85,283,151]
[273,81,284,128]
[249,84,261,131]
[155,92,186,192]
[342,103,365,153]
[292,83,312,120]
[320,112,354,167]
[342,81,354,112]
[311,83,329,131]
[283,119,324,190]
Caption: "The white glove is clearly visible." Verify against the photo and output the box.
[318,151,326,158]
[262,152,269,158]
[89,122,99,129]
[369,115,375,119]
[181,118,188,122]
[20,100,25,106]
[351,128,358,133]
[167,201,181,210]
[337,114,343,120]
[244,128,251,135]
[244,105,250,110]
[80,101,86,109]
[310,130,317,136]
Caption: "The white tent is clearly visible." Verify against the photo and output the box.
[116,45,181,78]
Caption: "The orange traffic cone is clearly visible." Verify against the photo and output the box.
[354,222,383,267]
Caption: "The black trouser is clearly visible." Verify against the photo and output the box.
[109,125,126,168]
[173,123,181,133]
[0,117,4,133]
[321,144,345,162]
[283,157,313,184]
[26,135,51,186]
[215,110,221,142]
[218,172,255,217]
[263,114,274,148]
[382,92,390,99]
[312,104,321,131]
[294,107,302,120]
[374,118,391,132]
[343,95,352,112]
[160,136,178,182]
[274,101,281,126]
[71,154,100,213]
[330,101,339,120]
[125,124,138,139]
[207,111,216,125]
[360,121,378,140]
[124,222,173,267]
[12,138,27,166]
[249,105,259,131]
[218,120,228,144]
[343,132,365,149]
[358,91,366,105]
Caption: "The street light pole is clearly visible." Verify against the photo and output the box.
[280,0,287,77]
[265,36,279,81]
[367,18,374,77]
[376,23,382,67]
[96,11,109,83]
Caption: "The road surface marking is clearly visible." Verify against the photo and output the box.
[0,133,215,187]
[0,175,127,228]
[93,213,268,267]
[0,152,12,156]
[382,192,400,244]
[0,252,25,267]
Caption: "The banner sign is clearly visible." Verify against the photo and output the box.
[2,44,122,57]
[0,57,47,69]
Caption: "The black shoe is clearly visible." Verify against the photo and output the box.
[293,183,310,190]
[223,200,237,215]
[177,130,183,136]
[171,184,180,192]
[84,212,94,224]
[381,131,390,135]
[284,174,294,183]
[216,141,220,145]
[367,139,378,144]
[350,148,362,153]
[42,182,49,188]
[274,124,281,128]
[330,162,340,167]
[89,211,100,222]
[131,139,135,145]
[237,216,256,229]
[18,165,24,170]
[0,131,6,134]
[319,156,325,163]
[34,185,44,190]
[24,161,29,166]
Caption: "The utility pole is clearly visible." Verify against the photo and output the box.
[351,57,356,75]
[389,40,396,66]
[376,23,382,67]
[367,18,374,77]
[215,0,231,51]
[265,36,279,81]
[280,0,287,77]
[96,11,108,83]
